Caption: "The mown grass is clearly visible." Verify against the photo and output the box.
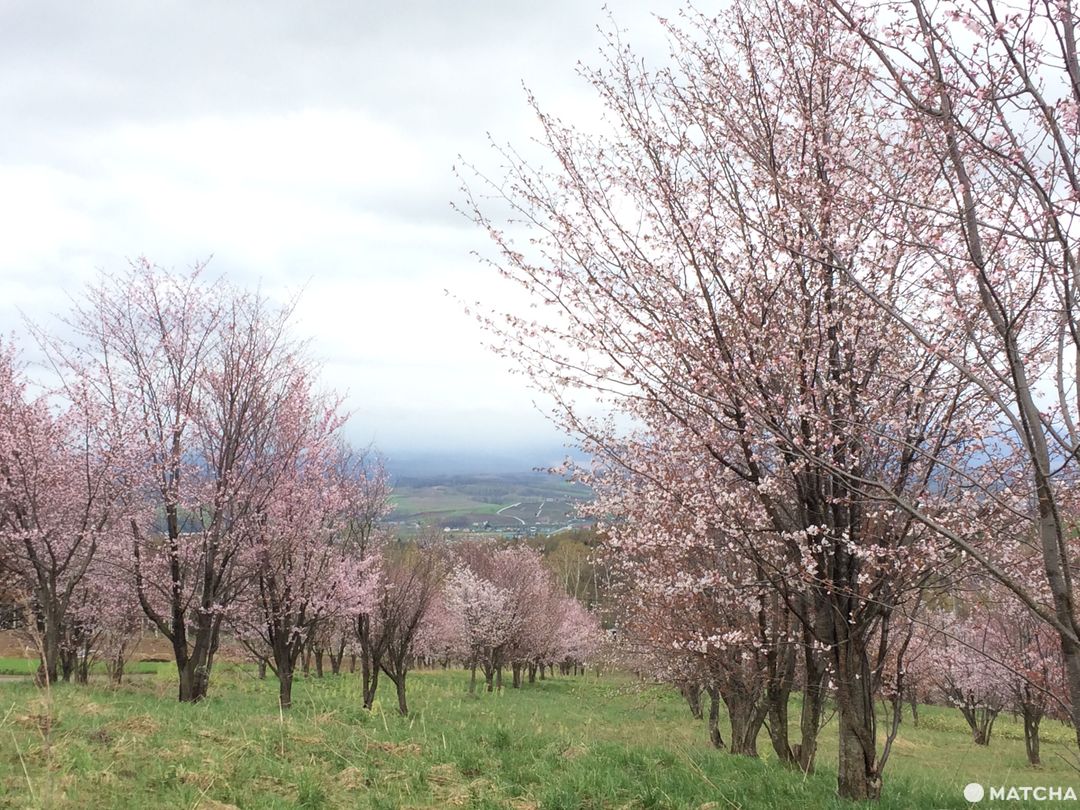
[1,667,1078,808]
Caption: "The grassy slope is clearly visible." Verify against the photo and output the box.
[1,668,1077,809]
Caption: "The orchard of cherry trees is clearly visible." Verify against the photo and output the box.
[0,263,603,718]
[463,0,1080,801]
[7,0,1080,804]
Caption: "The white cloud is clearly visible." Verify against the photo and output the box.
[0,0,682,466]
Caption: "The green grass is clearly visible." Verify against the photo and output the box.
[0,659,171,678]
[0,667,1077,808]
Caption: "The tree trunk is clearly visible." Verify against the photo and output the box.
[329,642,344,675]
[394,676,408,716]
[34,609,62,687]
[258,659,267,680]
[314,649,324,678]
[173,613,216,702]
[722,690,766,757]
[109,655,125,685]
[177,658,210,703]
[834,645,881,801]
[176,640,212,703]
[75,655,90,685]
[361,652,379,709]
[681,682,704,720]
[795,648,826,774]
[278,662,294,710]
[707,686,725,749]
[765,682,793,764]
[1023,705,1042,766]
[512,663,522,688]
[953,693,999,746]
[528,663,537,683]
[496,665,503,691]
[469,663,478,695]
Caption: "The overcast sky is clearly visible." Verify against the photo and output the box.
[0,0,681,471]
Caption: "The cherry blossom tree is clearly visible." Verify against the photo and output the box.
[444,561,517,693]
[825,0,1080,745]
[372,543,448,715]
[950,590,1069,763]
[229,390,383,709]
[59,260,318,702]
[439,542,600,693]
[0,341,126,685]
[63,563,143,685]
[464,0,979,797]
[933,612,1009,746]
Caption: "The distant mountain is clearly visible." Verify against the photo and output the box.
[382,448,586,478]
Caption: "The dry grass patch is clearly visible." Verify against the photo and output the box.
[366,740,422,756]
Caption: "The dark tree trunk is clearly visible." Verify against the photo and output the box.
[721,689,767,757]
[1022,705,1042,766]
[314,649,324,678]
[34,608,62,687]
[278,663,294,710]
[949,685,1000,746]
[512,663,522,688]
[394,676,408,716]
[361,652,380,709]
[176,634,213,703]
[795,646,827,774]
[528,663,537,683]
[707,686,725,749]
[74,654,91,685]
[329,640,345,675]
[60,648,76,683]
[258,659,267,680]
[171,609,218,703]
[680,682,704,720]
[108,655,125,685]
[765,681,794,765]
[469,663,478,694]
[833,639,881,801]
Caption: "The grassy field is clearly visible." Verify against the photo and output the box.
[1,666,1078,809]
[0,658,168,678]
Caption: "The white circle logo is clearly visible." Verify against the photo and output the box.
[964,783,985,803]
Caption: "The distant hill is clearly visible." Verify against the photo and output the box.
[382,448,588,478]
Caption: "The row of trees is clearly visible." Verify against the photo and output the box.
[253,540,603,715]
[467,0,1080,800]
[0,263,392,704]
[0,263,602,715]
